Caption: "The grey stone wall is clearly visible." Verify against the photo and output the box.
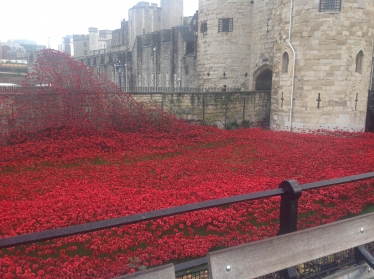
[271,0,374,132]
[83,51,133,89]
[249,0,276,90]
[130,91,271,128]
[197,0,253,90]
[132,27,197,89]
[112,20,129,51]
[0,90,270,145]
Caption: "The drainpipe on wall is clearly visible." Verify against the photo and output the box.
[370,42,374,91]
[286,0,296,132]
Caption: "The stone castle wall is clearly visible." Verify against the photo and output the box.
[74,0,374,132]
[249,0,277,90]
[130,91,271,128]
[132,27,197,89]
[271,0,374,132]
[196,0,253,90]
[0,91,270,145]
[82,25,198,92]
[195,0,374,131]
[195,0,276,91]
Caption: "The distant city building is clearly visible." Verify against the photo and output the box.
[58,36,74,56]
[0,42,26,60]
[19,44,46,52]
[73,0,183,58]
[13,39,37,45]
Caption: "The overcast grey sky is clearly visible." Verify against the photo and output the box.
[0,0,198,50]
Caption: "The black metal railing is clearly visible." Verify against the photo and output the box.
[0,86,262,94]
[1,172,374,279]
[125,87,243,93]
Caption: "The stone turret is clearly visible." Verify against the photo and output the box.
[161,0,183,29]
[128,2,162,49]
[88,27,99,53]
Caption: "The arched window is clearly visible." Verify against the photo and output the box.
[282,52,289,74]
[356,50,364,74]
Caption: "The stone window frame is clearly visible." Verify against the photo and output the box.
[319,0,342,13]
[218,18,233,33]
[282,51,289,74]
[355,50,364,74]
[200,22,208,33]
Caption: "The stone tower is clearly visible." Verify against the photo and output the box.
[161,0,183,29]
[196,0,254,90]
[271,0,374,132]
[88,27,99,53]
[128,2,162,49]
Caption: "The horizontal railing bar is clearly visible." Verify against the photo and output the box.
[302,172,374,191]
[1,172,373,250]
[0,90,261,95]
[174,257,208,272]
[0,188,285,249]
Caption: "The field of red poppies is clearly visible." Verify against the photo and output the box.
[1,50,374,279]
[1,125,374,279]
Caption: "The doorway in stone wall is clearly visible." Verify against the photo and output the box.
[366,90,374,132]
[254,67,273,91]
[367,56,374,132]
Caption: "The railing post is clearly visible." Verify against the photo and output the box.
[277,180,303,279]
[202,95,205,125]
[355,245,374,269]
[278,180,302,235]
